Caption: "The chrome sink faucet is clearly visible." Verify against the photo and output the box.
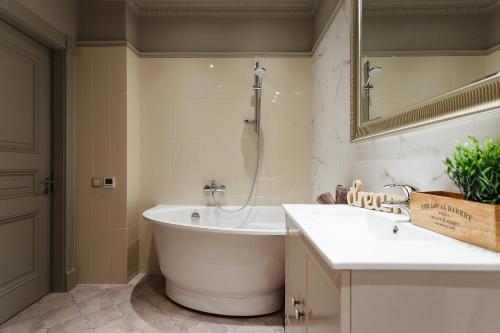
[203,180,226,193]
[381,184,418,220]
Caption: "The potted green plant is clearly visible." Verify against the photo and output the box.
[444,136,499,204]
[409,136,500,252]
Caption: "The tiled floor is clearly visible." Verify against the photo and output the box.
[0,275,284,333]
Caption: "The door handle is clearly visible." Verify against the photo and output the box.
[295,308,305,320]
[39,177,54,195]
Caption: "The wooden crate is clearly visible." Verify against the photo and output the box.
[410,191,500,252]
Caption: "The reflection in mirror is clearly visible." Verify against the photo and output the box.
[360,0,500,125]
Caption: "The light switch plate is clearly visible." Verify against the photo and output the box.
[92,178,103,188]
[103,177,116,188]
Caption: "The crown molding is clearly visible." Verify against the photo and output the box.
[0,0,66,49]
[85,0,318,17]
[138,7,313,17]
[363,0,499,16]
[76,40,312,57]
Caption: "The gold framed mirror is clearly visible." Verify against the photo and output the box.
[351,0,500,141]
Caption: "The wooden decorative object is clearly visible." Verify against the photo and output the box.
[410,191,500,252]
[347,180,403,214]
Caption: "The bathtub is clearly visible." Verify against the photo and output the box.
[142,205,286,316]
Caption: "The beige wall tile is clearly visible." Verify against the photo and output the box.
[77,228,92,276]
[77,273,94,284]
[141,98,170,141]
[92,48,110,98]
[110,92,127,140]
[92,273,111,284]
[110,139,127,183]
[77,50,312,279]
[137,57,312,273]
[171,58,254,99]
[76,135,92,183]
[93,229,110,275]
[140,139,156,183]
[109,47,127,94]
[110,228,127,283]
[92,49,111,141]
[92,94,110,141]
[171,99,252,140]
[91,190,110,229]
[167,181,209,205]
[110,183,127,228]
[76,48,93,113]
[127,224,139,278]
[155,140,171,182]
[140,182,155,212]
[76,181,92,229]
[141,58,172,101]
[139,221,160,274]
[93,139,110,178]
[127,48,141,141]
[153,181,171,204]
[171,141,204,183]
[127,139,141,183]
[126,181,140,227]
[76,46,133,284]
[202,99,253,140]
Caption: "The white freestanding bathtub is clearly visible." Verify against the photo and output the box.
[142,205,286,316]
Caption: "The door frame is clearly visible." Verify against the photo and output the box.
[0,1,77,292]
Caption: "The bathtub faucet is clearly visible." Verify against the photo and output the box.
[203,180,226,193]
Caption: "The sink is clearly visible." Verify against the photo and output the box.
[309,208,439,241]
[363,219,439,241]
[282,204,500,271]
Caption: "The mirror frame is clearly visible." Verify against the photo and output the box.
[350,0,500,142]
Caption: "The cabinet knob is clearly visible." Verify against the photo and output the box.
[295,308,305,320]
[291,297,303,308]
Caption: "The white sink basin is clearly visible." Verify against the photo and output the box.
[308,210,437,241]
[282,204,500,271]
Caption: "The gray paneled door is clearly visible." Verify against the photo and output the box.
[0,19,51,323]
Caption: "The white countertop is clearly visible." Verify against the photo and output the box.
[282,204,500,271]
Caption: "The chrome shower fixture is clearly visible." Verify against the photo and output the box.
[361,61,382,123]
[215,62,266,213]
[254,64,266,89]
[365,65,382,88]
[244,62,266,133]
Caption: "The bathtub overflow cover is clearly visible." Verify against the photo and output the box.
[191,212,200,222]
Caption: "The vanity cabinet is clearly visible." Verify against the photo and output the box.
[284,215,500,333]
[285,217,350,333]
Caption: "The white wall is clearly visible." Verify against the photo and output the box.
[17,0,78,38]
[311,0,500,198]
[311,0,351,197]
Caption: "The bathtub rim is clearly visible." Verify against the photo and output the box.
[143,205,287,236]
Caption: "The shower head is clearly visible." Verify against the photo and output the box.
[254,62,266,90]
[254,66,266,78]
[368,66,382,78]
[365,66,382,87]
